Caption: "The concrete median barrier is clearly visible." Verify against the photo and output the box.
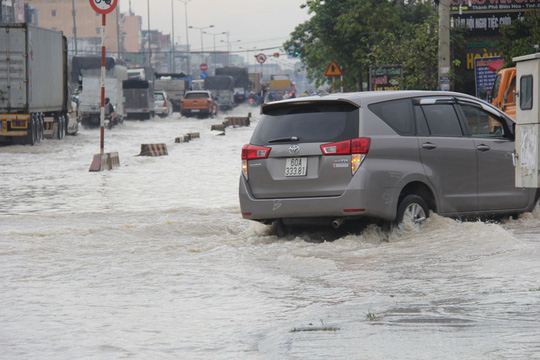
[89,152,120,171]
[139,144,168,156]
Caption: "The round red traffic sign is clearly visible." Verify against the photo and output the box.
[89,0,118,15]
[256,53,267,64]
[200,63,208,72]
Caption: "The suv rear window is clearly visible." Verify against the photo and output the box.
[252,101,359,145]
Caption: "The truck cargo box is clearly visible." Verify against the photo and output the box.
[123,79,152,120]
[0,24,65,113]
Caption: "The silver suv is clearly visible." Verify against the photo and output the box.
[239,91,539,232]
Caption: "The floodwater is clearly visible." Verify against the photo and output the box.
[1,107,540,359]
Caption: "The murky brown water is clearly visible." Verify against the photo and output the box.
[2,107,540,359]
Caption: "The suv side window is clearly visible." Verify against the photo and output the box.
[368,99,415,135]
[459,104,506,138]
[421,104,463,136]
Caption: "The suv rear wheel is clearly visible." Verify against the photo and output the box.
[396,194,429,225]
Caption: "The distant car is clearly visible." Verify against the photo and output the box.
[180,91,218,118]
[239,90,540,235]
[153,90,172,118]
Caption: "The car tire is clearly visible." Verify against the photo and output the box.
[395,194,429,226]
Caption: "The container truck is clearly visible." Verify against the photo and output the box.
[203,75,235,111]
[215,67,250,104]
[0,24,74,145]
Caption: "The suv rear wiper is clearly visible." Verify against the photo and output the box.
[268,136,299,143]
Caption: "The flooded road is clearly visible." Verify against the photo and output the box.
[1,108,540,359]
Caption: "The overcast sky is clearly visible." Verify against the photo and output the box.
[118,0,311,54]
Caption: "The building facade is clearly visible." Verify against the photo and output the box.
[26,0,121,56]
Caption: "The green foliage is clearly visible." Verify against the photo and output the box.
[284,0,358,89]
[366,312,377,321]
[371,14,439,90]
[497,10,540,67]
[284,0,440,90]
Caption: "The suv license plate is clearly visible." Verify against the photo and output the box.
[285,157,307,177]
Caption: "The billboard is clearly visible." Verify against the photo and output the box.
[474,56,503,100]
[450,0,540,35]
[369,65,403,91]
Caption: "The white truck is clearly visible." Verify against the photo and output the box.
[0,24,76,145]
[153,73,190,113]
[76,58,128,129]
[123,78,153,120]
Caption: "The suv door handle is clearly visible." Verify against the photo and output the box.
[476,144,491,152]
[422,142,437,150]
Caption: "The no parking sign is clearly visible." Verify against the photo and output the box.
[256,53,267,64]
[89,0,118,15]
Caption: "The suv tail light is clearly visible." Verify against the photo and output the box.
[241,144,271,179]
[242,144,271,160]
[320,138,370,155]
[321,138,370,175]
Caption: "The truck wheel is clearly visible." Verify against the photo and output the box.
[57,115,65,140]
[36,115,43,143]
[26,115,37,146]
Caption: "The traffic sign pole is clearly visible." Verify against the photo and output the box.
[99,14,106,154]
[324,61,343,93]
[88,0,119,172]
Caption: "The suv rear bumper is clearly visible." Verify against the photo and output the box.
[239,175,396,222]
[181,108,211,116]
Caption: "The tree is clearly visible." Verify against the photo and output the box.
[283,0,359,90]
[370,14,439,90]
[284,0,440,91]
[497,10,540,67]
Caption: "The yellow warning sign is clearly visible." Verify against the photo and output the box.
[324,61,343,76]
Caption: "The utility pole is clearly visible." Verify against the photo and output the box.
[71,0,78,55]
[147,0,151,69]
[116,7,121,60]
[438,0,451,91]
[178,0,194,75]
[171,0,175,72]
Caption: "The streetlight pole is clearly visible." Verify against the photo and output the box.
[189,25,213,66]
[220,36,241,66]
[240,46,257,68]
[147,0,151,68]
[204,31,226,75]
[171,0,175,72]
[178,0,193,74]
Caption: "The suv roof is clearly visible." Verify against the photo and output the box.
[261,90,484,112]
